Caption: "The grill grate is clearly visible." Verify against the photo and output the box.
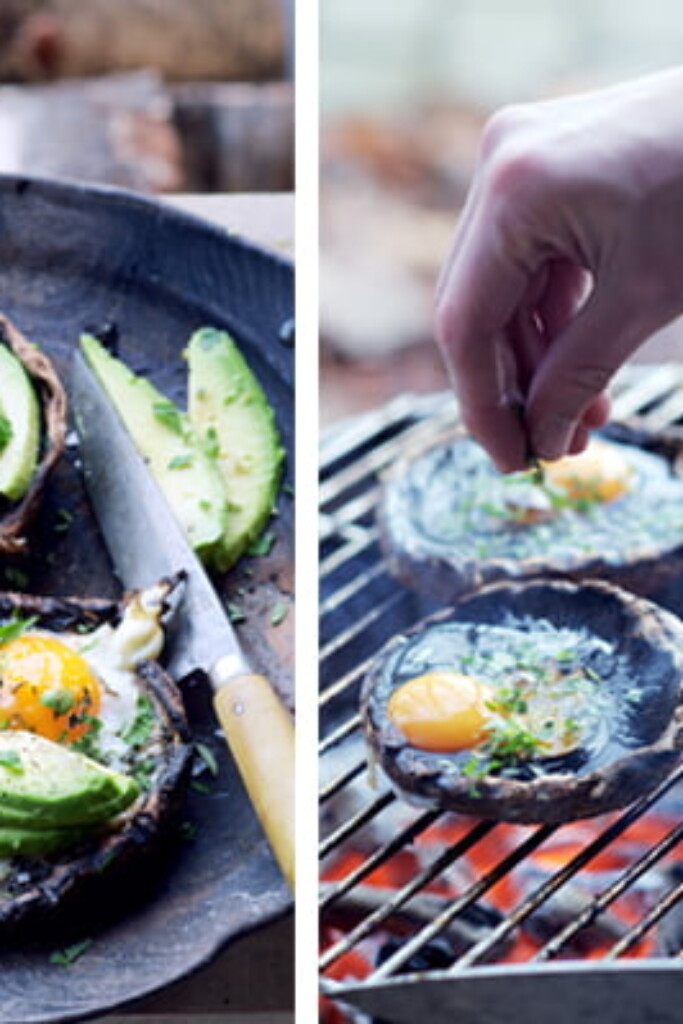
[319,366,683,1018]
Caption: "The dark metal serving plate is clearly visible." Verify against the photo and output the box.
[0,175,294,1024]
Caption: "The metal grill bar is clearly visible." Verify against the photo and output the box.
[320,561,386,617]
[318,712,360,755]
[319,788,396,861]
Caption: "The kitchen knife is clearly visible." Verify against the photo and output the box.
[70,349,295,892]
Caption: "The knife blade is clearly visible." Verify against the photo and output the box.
[70,349,295,891]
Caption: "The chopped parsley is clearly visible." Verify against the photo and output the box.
[167,452,193,470]
[195,741,219,777]
[226,601,247,624]
[152,399,184,434]
[49,938,93,967]
[204,427,221,460]
[0,750,23,774]
[119,695,155,749]
[0,614,37,646]
[40,688,76,716]
[270,601,289,627]
[247,530,276,557]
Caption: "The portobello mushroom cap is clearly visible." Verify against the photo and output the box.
[377,423,683,612]
[0,588,192,942]
[361,579,683,824]
[0,313,67,557]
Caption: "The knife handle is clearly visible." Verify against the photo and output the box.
[212,671,295,892]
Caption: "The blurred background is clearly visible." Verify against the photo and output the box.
[320,0,683,426]
[0,0,293,196]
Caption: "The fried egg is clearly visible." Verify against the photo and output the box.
[0,581,171,774]
[542,439,632,505]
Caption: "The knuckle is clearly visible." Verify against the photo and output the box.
[480,104,529,159]
[486,143,554,204]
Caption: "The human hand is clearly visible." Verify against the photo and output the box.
[435,67,683,472]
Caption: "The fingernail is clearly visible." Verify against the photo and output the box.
[532,417,575,463]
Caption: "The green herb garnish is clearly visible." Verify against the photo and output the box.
[40,689,76,716]
[195,741,219,777]
[49,938,93,967]
[0,615,38,646]
[0,750,23,774]
[247,531,276,557]
[167,452,193,470]
[226,602,247,624]
[152,399,184,434]
[119,695,155,748]
[270,601,289,627]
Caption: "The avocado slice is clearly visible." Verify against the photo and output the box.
[0,343,40,502]
[81,334,230,568]
[0,823,92,858]
[0,731,140,832]
[187,328,285,571]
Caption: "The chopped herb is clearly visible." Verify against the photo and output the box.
[40,689,76,716]
[270,601,289,627]
[0,750,23,774]
[70,715,103,759]
[283,483,295,498]
[152,399,184,434]
[0,413,13,454]
[0,614,37,646]
[204,427,220,460]
[178,820,198,842]
[197,328,222,351]
[167,453,193,470]
[49,938,93,967]
[247,530,276,557]
[195,741,219,777]
[54,508,73,533]
[191,779,213,795]
[2,568,29,590]
[119,695,155,748]
[226,602,247,624]
[199,499,213,513]
[132,759,156,788]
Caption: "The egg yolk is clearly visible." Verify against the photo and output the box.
[543,439,631,504]
[0,635,102,743]
[387,671,492,752]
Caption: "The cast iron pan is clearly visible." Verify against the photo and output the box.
[0,175,294,1024]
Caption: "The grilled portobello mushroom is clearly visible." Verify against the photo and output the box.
[0,312,67,557]
[0,585,191,942]
[361,579,683,824]
[378,423,683,614]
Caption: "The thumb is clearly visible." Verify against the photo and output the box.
[525,288,644,461]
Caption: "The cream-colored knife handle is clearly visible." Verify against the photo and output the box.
[212,670,295,892]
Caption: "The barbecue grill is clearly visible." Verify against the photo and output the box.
[319,364,683,1024]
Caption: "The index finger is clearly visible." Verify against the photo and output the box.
[434,205,533,471]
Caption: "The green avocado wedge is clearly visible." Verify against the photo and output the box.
[187,328,285,571]
[0,342,40,502]
[80,333,230,569]
[0,732,140,855]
